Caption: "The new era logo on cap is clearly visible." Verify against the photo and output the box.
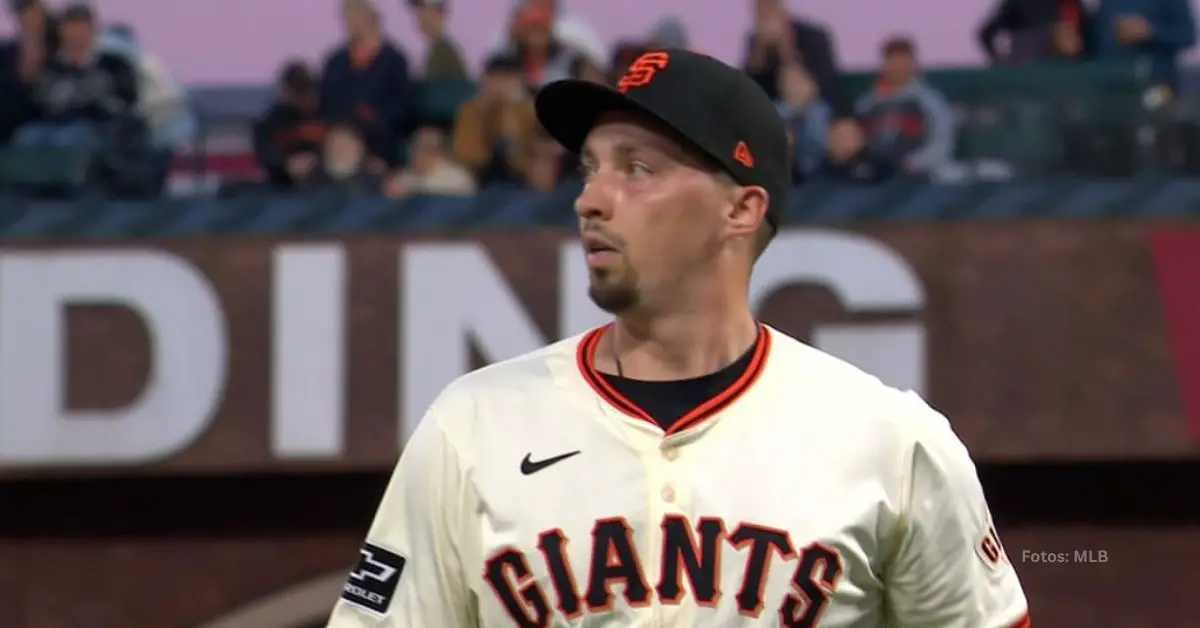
[535,49,790,228]
[734,141,754,168]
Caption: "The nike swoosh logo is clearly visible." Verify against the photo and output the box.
[520,450,581,475]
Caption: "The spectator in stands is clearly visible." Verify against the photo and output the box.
[408,0,466,78]
[254,61,325,188]
[0,0,58,143]
[384,125,474,197]
[490,0,606,78]
[775,61,830,183]
[853,37,955,181]
[1090,0,1196,91]
[308,119,383,195]
[97,24,195,195]
[320,0,410,168]
[452,53,537,186]
[525,128,569,192]
[978,0,1090,64]
[506,3,571,89]
[744,0,862,173]
[14,4,138,151]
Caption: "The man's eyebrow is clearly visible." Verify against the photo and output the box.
[580,143,641,162]
[613,143,640,159]
[582,139,679,169]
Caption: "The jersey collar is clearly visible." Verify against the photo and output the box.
[574,323,772,436]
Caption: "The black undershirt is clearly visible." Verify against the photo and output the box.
[599,343,758,432]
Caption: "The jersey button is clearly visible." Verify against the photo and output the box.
[663,448,678,461]
[661,484,676,503]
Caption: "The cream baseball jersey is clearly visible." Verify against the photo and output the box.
[327,324,1030,627]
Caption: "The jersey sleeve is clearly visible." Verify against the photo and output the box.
[883,393,1030,628]
[326,405,478,628]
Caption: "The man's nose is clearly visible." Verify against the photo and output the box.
[573,175,614,221]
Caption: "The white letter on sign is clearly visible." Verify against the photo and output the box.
[400,243,546,441]
[0,250,227,466]
[750,229,927,394]
[272,244,347,459]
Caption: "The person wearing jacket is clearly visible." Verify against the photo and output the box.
[487,0,606,86]
[319,0,411,167]
[254,61,325,188]
[15,3,138,150]
[451,53,537,186]
[96,23,195,195]
[408,0,467,79]
[852,37,955,181]
[97,24,195,152]
[0,0,59,142]
[977,0,1091,64]
[744,0,863,173]
[775,61,831,183]
[1089,0,1196,91]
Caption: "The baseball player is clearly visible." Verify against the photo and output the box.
[327,49,1030,627]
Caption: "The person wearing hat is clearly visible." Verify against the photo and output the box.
[326,49,1029,628]
[253,60,326,188]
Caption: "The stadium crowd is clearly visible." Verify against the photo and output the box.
[0,0,1195,199]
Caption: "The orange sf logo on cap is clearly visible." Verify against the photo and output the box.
[617,52,669,93]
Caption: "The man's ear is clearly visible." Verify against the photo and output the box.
[727,184,769,240]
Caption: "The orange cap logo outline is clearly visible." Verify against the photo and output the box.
[733,141,754,168]
[616,52,670,93]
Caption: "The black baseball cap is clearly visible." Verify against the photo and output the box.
[535,48,790,229]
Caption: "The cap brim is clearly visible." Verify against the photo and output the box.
[535,80,669,154]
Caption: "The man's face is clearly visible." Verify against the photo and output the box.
[415,5,443,37]
[754,0,782,23]
[342,5,374,39]
[324,126,365,178]
[410,127,445,173]
[292,90,318,111]
[481,69,520,102]
[779,63,817,106]
[524,0,555,17]
[16,4,44,33]
[516,21,551,50]
[60,19,94,62]
[881,50,915,86]
[282,83,317,110]
[575,112,731,314]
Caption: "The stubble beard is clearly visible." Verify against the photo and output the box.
[587,265,640,314]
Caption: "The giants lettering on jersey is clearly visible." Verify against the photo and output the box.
[483,514,844,627]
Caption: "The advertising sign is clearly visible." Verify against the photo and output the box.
[0,223,1195,475]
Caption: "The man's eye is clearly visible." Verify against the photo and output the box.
[626,162,652,176]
